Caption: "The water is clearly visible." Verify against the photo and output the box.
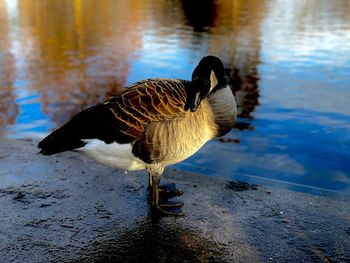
[1,0,349,198]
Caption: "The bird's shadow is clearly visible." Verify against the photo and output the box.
[74,210,228,263]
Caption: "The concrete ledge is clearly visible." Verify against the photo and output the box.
[0,138,349,262]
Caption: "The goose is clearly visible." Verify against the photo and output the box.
[38,56,237,215]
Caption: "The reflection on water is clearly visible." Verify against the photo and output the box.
[0,0,19,134]
[0,0,349,197]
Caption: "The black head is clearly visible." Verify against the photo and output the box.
[185,56,226,112]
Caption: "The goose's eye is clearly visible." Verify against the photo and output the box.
[205,79,210,85]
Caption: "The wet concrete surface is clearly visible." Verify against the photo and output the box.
[0,138,349,263]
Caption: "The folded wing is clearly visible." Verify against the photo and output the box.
[38,79,189,155]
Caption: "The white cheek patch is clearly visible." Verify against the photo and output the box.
[210,70,218,92]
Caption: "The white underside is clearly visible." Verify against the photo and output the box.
[76,139,146,170]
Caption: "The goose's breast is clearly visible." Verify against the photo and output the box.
[143,107,215,165]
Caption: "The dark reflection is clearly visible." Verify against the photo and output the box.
[75,215,228,263]
[234,121,255,131]
[224,66,258,131]
[225,65,260,130]
[234,68,260,119]
[180,0,217,31]
[225,67,241,94]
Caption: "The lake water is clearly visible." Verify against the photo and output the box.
[1,0,349,199]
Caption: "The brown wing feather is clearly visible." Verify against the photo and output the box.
[104,78,188,140]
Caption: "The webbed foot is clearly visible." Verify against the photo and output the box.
[159,183,183,198]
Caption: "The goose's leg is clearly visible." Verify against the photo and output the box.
[148,171,182,197]
[148,165,184,216]
[148,172,153,189]
[150,173,160,207]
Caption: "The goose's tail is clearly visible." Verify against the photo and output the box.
[38,104,125,155]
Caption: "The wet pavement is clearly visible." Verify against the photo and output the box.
[0,138,349,263]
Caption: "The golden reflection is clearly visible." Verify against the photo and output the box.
[0,0,281,132]
[14,0,143,126]
[0,0,19,130]
[0,0,266,130]
[1,0,350,133]
[2,0,265,130]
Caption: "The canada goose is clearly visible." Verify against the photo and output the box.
[38,56,237,215]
